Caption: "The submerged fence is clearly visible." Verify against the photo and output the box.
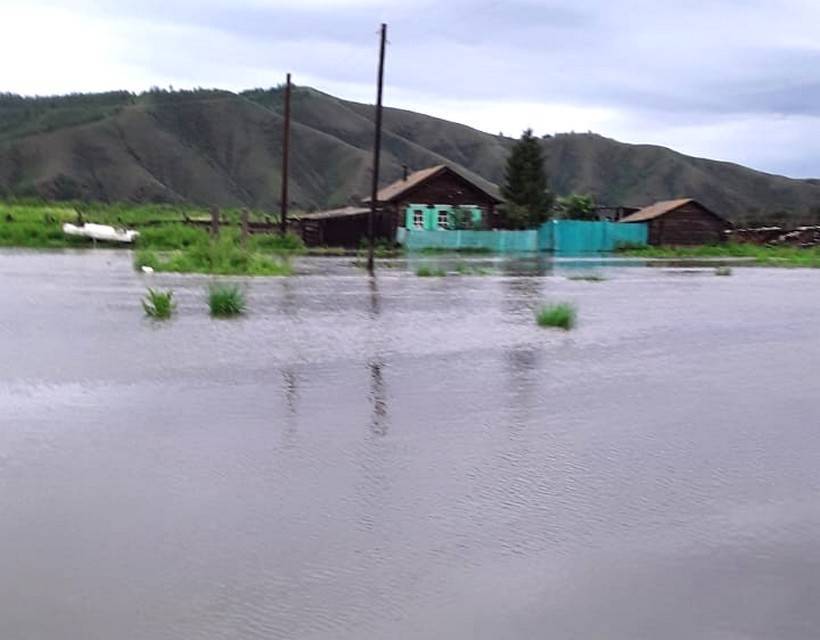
[397,220,648,253]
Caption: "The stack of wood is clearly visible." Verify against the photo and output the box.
[771,226,820,247]
[729,225,820,247]
[727,227,784,245]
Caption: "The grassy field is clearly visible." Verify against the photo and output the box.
[619,244,820,268]
[0,201,303,275]
[0,201,284,248]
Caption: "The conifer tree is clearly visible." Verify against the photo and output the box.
[500,129,553,228]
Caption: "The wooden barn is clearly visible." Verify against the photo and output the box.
[620,198,731,245]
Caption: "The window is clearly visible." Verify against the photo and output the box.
[413,209,424,229]
[437,210,450,229]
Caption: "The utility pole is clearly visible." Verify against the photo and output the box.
[367,23,387,274]
[280,72,292,236]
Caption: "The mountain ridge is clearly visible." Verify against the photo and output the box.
[1,86,819,223]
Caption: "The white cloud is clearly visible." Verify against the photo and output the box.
[2,0,820,177]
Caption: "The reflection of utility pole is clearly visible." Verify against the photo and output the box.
[368,274,381,319]
[369,360,388,436]
[279,72,292,237]
[367,23,387,274]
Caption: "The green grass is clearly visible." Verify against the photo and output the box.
[142,289,175,319]
[136,238,293,276]
[417,265,447,277]
[715,266,733,276]
[132,227,299,276]
[618,243,820,268]
[535,303,576,330]
[136,224,209,250]
[0,219,90,248]
[208,284,246,317]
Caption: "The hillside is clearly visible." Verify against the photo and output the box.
[1,87,820,222]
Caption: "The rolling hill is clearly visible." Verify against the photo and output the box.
[1,86,819,223]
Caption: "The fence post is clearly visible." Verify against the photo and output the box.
[240,208,250,248]
[210,206,220,237]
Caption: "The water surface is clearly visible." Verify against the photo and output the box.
[1,250,819,640]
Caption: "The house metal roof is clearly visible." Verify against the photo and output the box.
[620,198,697,223]
[296,206,370,220]
[368,164,503,204]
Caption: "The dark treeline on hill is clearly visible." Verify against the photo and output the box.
[2,86,820,224]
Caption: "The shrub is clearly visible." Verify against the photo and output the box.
[142,289,175,319]
[208,284,245,317]
[535,303,576,330]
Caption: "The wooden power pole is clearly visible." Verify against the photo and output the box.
[367,24,387,273]
[280,72,292,236]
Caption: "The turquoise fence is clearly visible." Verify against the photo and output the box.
[397,220,648,253]
[551,220,648,252]
[397,227,539,252]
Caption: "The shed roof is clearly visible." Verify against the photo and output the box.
[297,206,369,220]
[620,198,701,223]
[369,164,502,204]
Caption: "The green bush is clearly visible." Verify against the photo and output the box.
[536,303,576,330]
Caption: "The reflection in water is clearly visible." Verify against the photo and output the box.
[280,366,300,447]
[280,278,298,317]
[366,275,389,436]
[368,359,389,437]
[498,254,554,277]
[503,347,542,431]
[501,274,544,316]
[368,275,381,320]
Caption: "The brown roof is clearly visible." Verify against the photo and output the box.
[368,164,502,204]
[620,198,697,223]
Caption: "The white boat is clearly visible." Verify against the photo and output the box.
[62,223,140,244]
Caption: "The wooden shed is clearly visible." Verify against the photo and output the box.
[620,198,731,245]
[294,206,394,248]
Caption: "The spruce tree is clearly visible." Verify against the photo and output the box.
[500,129,553,228]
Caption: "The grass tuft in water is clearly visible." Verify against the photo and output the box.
[535,303,576,330]
[568,274,606,282]
[208,284,246,317]
[715,266,733,276]
[142,288,175,319]
[417,266,446,277]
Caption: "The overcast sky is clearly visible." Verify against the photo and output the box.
[2,0,819,177]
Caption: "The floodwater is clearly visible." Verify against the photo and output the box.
[1,249,820,640]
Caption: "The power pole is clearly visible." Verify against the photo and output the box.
[280,72,292,237]
[367,24,387,274]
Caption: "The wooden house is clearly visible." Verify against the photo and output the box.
[369,164,502,233]
[296,164,503,247]
[619,198,731,245]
